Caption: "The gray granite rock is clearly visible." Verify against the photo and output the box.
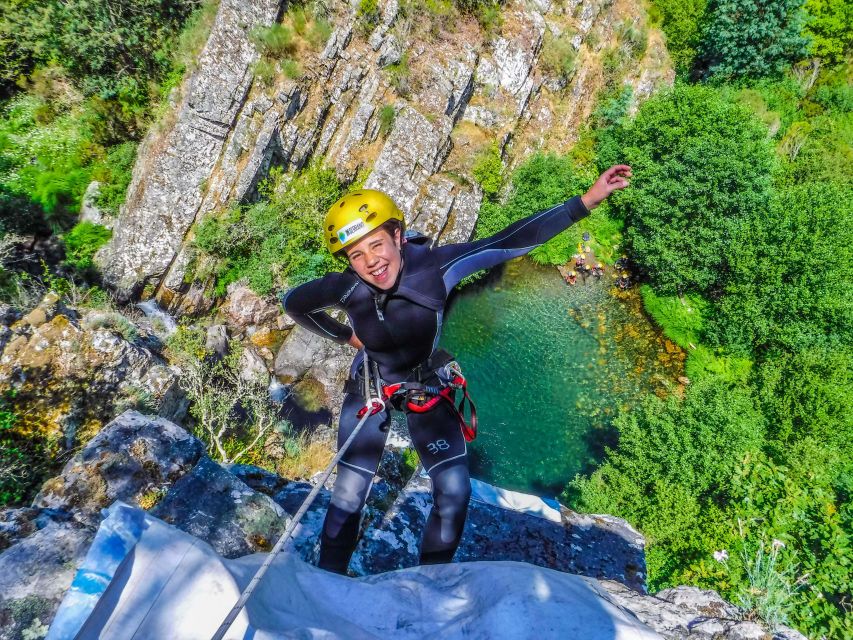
[223,463,290,497]
[151,457,288,559]
[239,345,270,383]
[205,324,229,357]
[0,519,94,640]
[273,324,353,414]
[364,106,454,217]
[0,507,71,553]
[79,180,110,229]
[600,580,808,640]
[33,410,205,524]
[270,480,331,563]
[96,0,281,301]
[351,471,646,590]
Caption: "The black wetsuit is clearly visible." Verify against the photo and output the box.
[280,195,590,572]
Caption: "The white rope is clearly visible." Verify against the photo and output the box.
[211,367,384,640]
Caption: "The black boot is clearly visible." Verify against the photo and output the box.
[318,505,362,575]
[418,548,456,565]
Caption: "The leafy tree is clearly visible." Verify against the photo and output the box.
[611,84,775,296]
[570,376,765,581]
[1,0,197,99]
[708,180,853,354]
[802,0,853,65]
[696,0,810,81]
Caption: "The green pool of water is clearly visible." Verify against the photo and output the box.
[439,258,685,496]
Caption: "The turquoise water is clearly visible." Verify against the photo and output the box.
[439,258,685,496]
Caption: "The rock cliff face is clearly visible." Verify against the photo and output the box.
[95,0,283,302]
[95,0,673,309]
[0,412,806,640]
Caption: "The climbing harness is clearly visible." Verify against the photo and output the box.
[346,349,478,442]
[211,354,385,640]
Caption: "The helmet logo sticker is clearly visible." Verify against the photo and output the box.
[337,218,366,244]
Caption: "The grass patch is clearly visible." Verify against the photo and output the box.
[61,222,112,270]
[685,345,752,384]
[639,285,708,349]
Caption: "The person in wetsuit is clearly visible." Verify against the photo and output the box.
[279,164,632,574]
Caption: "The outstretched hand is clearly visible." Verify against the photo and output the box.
[581,165,632,211]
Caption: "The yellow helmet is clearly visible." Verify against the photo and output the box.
[324,189,405,254]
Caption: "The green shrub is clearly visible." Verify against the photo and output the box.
[610,83,776,297]
[61,222,112,270]
[0,95,97,224]
[471,142,503,200]
[253,59,277,86]
[250,24,296,57]
[615,18,649,60]
[695,0,810,82]
[378,104,396,137]
[281,59,302,79]
[474,1,502,37]
[592,85,633,128]
[307,17,333,49]
[91,141,137,215]
[356,0,381,34]
[190,161,347,296]
[721,445,853,637]
[540,31,577,81]
[387,53,411,96]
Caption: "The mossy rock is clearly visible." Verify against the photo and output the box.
[291,378,327,413]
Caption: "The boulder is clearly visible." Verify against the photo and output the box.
[352,472,646,590]
[599,580,809,640]
[273,324,353,414]
[225,283,281,330]
[151,457,289,559]
[1,304,188,453]
[34,410,205,524]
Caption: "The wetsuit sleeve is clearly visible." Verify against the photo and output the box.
[433,195,591,291]
[278,272,354,345]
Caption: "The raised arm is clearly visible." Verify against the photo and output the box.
[278,272,355,344]
[434,165,632,291]
[434,196,590,291]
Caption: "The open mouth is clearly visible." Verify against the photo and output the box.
[371,265,388,278]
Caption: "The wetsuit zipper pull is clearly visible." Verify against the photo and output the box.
[374,295,385,322]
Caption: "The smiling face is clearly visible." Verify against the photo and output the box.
[343,225,403,290]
